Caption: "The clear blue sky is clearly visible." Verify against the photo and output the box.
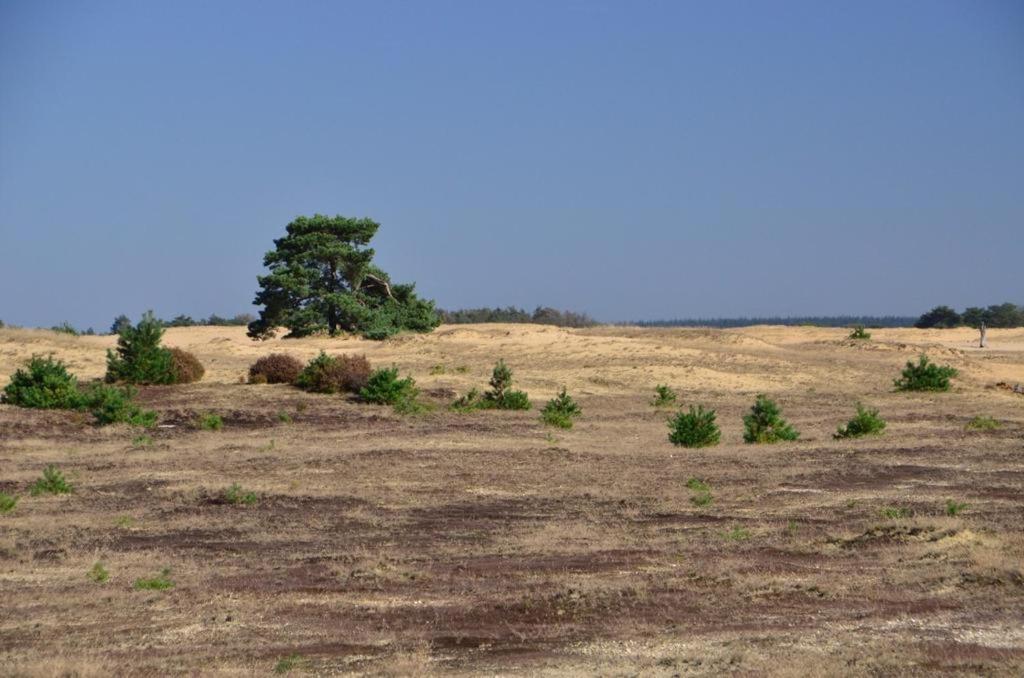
[1,0,1021,328]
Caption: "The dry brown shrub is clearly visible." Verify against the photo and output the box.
[248,353,303,384]
[295,352,371,394]
[168,348,204,384]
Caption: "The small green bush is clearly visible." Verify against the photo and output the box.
[88,562,109,583]
[360,366,419,407]
[965,416,999,431]
[834,403,886,439]
[82,383,157,427]
[668,405,721,447]
[295,352,372,394]
[133,568,174,590]
[482,360,531,410]
[451,387,483,412]
[168,348,204,383]
[848,325,871,340]
[248,353,304,384]
[651,384,677,407]
[880,507,912,519]
[52,321,81,336]
[946,500,968,516]
[30,465,72,496]
[685,477,713,506]
[893,355,958,392]
[199,413,223,431]
[223,483,258,506]
[105,312,176,385]
[743,395,799,444]
[2,355,84,409]
[540,388,581,429]
[0,493,17,514]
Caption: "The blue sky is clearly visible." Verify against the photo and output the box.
[1,0,1021,328]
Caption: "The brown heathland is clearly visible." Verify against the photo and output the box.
[1,324,1022,675]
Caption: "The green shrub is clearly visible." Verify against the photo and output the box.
[668,406,721,447]
[651,384,677,407]
[51,321,80,336]
[88,562,109,583]
[834,403,886,439]
[2,355,84,409]
[451,387,483,411]
[82,383,158,427]
[168,348,204,383]
[848,325,871,340]
[685,477,712,506]
[199,413,223,431]
[294,352,371,393]
[0,493,17,514]
[946,500,968,516]
[360,366,419,407]
[880,507,912,519]
[222,483,258,506]
[540,388,581,429]
[965,415,999,431]
[248,353,304,384]
[105,312,176,385]
[893,355,958,392]
[481,360,530,410]
[133,568,174,590]
[742,395,799,444]
[30,465,72,496]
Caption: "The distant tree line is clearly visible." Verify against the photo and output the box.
[439,306,599,328]
[110,313,255,334]
[915,303,1024,329]
[627,316,916,329]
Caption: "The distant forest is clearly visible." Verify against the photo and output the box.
[439,306,598,328]
[626,316,917,329]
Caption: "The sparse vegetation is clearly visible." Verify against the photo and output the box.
[0,493,17,514]
[2,355,83,409]
[834,403,886,439]
[540,388,581,429]
[82,383,158,427]
[133,568,174,591]
[274,654,306,674]
[450,360,531,411]
[893,355,958,391]
[248,353,304,385]
[880,507,912,519]
[132,434,154,447]
[742,395,799,444]
[848,325,871,340]
[30,465,72,496]
[294,352,371,394]
[88,562,109,583]
[277,411,293,423]
[685,478,713,506]
[450,388,483,412]
[651,384,677,407]
[965,415,1000,431]
[199,413,223,431]
[946,500,968,516]
[668,405,721,447]
[725,526,751,541]
[223,483,258,506]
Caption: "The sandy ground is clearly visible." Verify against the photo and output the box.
[0,323,1022,675]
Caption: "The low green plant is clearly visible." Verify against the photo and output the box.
[742,395,799,444]
[893,355,958,392]
[965,416,999,431]
[834,403,886,439]
[30,465,72,496]
[133,567,174,590]
[848,325,871,340]
[651,384,677,407]
[668,405,721,447]
[274,654,306,674]
[277,411,293,424]
[725,526,751,541]
[82,383,157,427]
[116,516,136,528]
[360,366,420,412]
[0,493,17,514]
[685,477,713,506]
[946,500,968,516]
[88,562,109,583]
[199,413,223,431]
[540,388,581,429]
[880,506,912,519]
[51,321,81,336]
[429,364,446,375]
[223,483,258,506]
[131,434,154,447]
[481,360,531,410]
[451,387,483,412]
[1,355,84,409]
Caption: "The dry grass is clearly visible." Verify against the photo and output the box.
[1,323,1023,675]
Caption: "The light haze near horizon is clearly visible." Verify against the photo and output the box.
[1,0,1022,329]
